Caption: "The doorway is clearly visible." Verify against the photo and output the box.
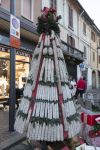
[92,71,96,88]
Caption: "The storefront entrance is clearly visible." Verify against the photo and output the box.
[66,60,77,81]
[92,71,96,88]
[0,46,31,103]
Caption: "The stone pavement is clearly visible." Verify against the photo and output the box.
[0,107,25,150]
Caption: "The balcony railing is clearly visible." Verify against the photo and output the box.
[61,41,84,61]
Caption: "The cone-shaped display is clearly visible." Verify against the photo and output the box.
[14,7,81,142]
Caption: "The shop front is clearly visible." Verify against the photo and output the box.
[0,46,33,103]
[0,29,36,103]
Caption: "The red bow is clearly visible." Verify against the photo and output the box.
[42,7,56,15]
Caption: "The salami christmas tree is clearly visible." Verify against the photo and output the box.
[14,7,81,142]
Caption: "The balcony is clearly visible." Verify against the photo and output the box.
[61,41,84,64]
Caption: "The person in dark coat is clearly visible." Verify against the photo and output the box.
[16,86,21,109]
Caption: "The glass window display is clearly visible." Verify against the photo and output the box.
[16,61,29,88]
[0,59,10,98]
[0,48,30,101]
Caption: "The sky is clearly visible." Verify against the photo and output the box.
[78,0,100,29]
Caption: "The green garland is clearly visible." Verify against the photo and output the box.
[35,99,58,104]
[31,117,60,125]
[94,123,100,132]
[23,96,32,101]
[37,8,61,35]
[39,81,57,86]
[92,105,100,112]
[34,54,39,59]
[43,54,54,60]
[27,78,34,85]
[17,110,28,119]
[67,113,79,124]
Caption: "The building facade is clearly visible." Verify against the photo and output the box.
[77,3,100,89]
[0,0,40,101]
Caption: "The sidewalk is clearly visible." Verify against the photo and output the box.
[0,107,25,150]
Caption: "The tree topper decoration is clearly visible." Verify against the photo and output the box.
[37,7,61,35]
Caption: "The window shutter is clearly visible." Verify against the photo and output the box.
[67,34,69,45]
[63,0,67,27]
[72,38,75,48]
[50,0,57,9]
[42,0,50,9]
[23,0,31,20]
[57,0,63,24]
[68,6,73,28]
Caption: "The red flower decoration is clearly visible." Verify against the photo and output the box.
[42,7,56,15]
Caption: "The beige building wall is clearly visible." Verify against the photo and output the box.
[90,31,98,70]
[90,31,98,88]
[1,0,21,16]
[91,48,97,70]
[33,0,41,24]
[97,36,100,69]
[1,0,10,11]
[16,0,21,17]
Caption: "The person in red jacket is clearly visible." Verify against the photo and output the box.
[75,76,87,98]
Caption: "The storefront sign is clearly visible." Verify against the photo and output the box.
[10,14,20,49]
[79,63,86,71]
[79,63,84,69]
[10,15,20,39]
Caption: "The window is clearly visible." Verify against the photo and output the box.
[21,0,33,21]
[99,56,100,64]
[67,35,75,48]
[68,6,73,28]
[93,52,95,61]
[99,39,100,47]
[91,31,95,42]
[84,46,87,58]
[0,59,10,98]
[83,22,86,35]
[50,0,56,9]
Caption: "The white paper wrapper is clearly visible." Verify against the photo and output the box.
[57,124,60,141]
[23,84,32,98]
[60,124,64,141]
[41,123,46,140]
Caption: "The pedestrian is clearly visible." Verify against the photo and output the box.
[83,76,87,98]
[20,84,25,97]
[75,76,87,99]
[16,84,21,109]
[70,78,77,97]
